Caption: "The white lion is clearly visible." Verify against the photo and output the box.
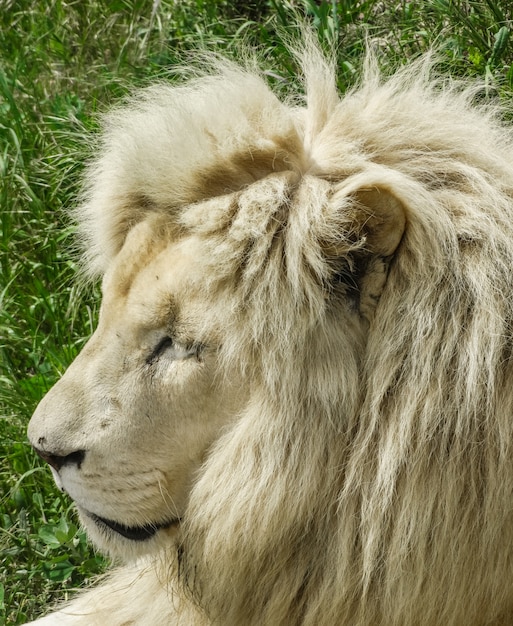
[26,38,513,626]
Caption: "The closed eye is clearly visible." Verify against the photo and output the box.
[146,336,204,365]
[147,336,174,365]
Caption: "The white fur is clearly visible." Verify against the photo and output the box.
[27,39,513,625]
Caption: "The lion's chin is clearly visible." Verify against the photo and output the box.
[77,507,180,557]
[87,512,179,542]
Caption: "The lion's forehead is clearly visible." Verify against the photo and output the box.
[101,228,211,333]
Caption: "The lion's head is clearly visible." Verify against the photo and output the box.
[28,43,513,625]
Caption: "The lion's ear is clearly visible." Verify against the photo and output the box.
[325,186,406,319]
[352,187,406,257]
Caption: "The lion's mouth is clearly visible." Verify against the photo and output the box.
[88,512,179,542]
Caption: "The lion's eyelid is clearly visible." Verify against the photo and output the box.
[146,336,174,365]
[146,336,203,365]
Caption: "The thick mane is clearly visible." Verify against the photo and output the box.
[80,43,513,625]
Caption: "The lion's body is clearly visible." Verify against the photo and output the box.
[27,40,513,626]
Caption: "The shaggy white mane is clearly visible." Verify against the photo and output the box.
[32,40,513,626]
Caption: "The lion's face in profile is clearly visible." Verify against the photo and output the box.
[28,221,249,556]
[26,41,513,626]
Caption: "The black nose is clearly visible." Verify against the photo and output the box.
[33,447,85,472]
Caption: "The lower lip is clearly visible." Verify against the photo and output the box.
[87,512,179,541]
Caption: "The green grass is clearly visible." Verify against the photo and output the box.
[1,1,512,623]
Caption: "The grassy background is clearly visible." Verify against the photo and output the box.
[1,1,512,623]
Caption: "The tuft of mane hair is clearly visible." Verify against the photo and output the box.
[65,40,513,625]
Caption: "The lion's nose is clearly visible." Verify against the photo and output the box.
[33,446,85,472]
